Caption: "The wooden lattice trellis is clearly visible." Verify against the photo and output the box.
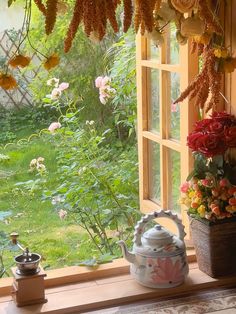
[0,29,43,109]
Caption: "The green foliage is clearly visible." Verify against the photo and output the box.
[0,2,139,270]
[45,108,140,255]
[105,30,137,140]
[0,106,57,145]
[26,2,116,124]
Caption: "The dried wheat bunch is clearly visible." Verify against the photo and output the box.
[134,0,155,35]
[45,0,58,35]
[64,0,84,53]
[174,47,222,112]
[34,0,46,16]
[123,0,133,32]
[198,0,222,35]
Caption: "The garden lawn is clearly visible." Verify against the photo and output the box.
[0,135,93,274]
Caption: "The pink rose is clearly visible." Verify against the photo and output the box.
[95,76,104,88]
[180,182,190,193]
[59,82,69,91]
[99,94,107,105]
[58,209,67,220]
[95,76,111,88]
[201,179,210,186]
[219,178,229,187]
[51,88,62,100]
[48,122,61,133]
[171,103,178,113]
[101,76,110,86]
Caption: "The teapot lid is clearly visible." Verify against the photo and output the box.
[143,224,173,242]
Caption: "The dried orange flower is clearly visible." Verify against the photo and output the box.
[223,58,236,73]
[43,53,60,71]
[0,73,17,90]
[8,54,31,68]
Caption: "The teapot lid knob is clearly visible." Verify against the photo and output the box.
[155,225,162,231]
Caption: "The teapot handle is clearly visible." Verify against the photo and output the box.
[133,210,186,246]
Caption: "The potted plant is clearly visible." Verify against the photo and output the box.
[180,111,236,278]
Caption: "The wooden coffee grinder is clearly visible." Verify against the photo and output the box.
[10,232,47,307]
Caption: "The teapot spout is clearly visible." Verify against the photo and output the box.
[117,240,136,264]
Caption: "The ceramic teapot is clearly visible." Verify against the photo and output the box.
[118,210,189,288]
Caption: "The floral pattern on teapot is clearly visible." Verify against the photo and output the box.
[118,210,189,289]
[131,253,188,288]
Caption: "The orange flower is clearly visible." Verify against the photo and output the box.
[223,58,236,73]
[43,53,60,71]
[8,54,31,68]
[0,73,17,90]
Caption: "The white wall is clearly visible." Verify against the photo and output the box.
[0,0,24,31]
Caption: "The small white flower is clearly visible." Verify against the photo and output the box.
[37,157,45,164]
[47,78,59,87]
[86,120,95,126]
[30,159,37,168]
[37,164,46,172]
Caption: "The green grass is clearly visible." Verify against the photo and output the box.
[0,135,97,274]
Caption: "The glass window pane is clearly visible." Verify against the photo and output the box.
[148,69,160,133]
[168,72,180,140]
[168,149,181,212]
[166,22,179,64]
[150,41,160,61]
[149,141,161,203]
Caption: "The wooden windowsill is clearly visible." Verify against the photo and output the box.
[1,261,236,313]
[0,252,196,297]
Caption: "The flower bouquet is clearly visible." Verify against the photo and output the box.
[180,111,236,277]
[180,111,236,221]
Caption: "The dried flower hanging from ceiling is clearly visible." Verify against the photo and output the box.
[45,0,58,35]
[4,0,236,107]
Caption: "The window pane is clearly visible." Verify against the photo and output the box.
[169,72,180,140]
[166,22,179,64]
[168,149,181,212]
[149,140,161,203]
[150,41,160,61]
[148,69,160,133]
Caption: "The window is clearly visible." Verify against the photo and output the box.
[136,25,199,237]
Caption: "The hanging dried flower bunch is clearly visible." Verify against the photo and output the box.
[5,0,236,109]
[170,0,236,112]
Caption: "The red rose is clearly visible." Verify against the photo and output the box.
[188,132,227,157]
[211,111,236,127]
[194,119,212,132]
[225,126,236,147]
[208,121,225,134]
[187,132,203,151]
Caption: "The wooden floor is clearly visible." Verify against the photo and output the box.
[1,263,236,314]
